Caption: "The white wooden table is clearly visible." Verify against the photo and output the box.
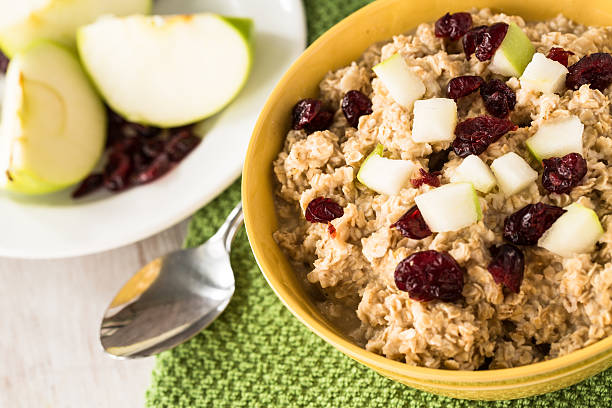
[0,220,190,408]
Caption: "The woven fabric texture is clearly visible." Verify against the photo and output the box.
[145,1,612,406]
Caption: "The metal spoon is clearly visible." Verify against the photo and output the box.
[100,203,243,358]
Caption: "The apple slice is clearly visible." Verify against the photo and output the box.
[77,14,253,127]
[414,183,482,232]
[450,155,497,193]
[538,203,604,257]
[411,98,457,143]
[490,152,538,196]
[520,53,569,94]
[488,23,536,77]
[0,42,105,194]
[357,144,417,196]
[372,53,425,109]
[525,116,583,161]
[0,0,151,57]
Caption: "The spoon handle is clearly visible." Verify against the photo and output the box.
[210,202,244,253]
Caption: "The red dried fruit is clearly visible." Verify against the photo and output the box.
[503,203,566,245]
[165,129,201,162]
[411,168,441,188]
[141,139,165,159]
[305,197,344,223]
[541,152,587,194]
[547,47,574,67]
[453,116,517,157]
[391,205,432,240]
[475,22,508,62]
[328,223,337,238]
[480,79,516,118]
[0,50,9,74]
[488,244,525,293]
[131,153,171,185]
[447,75,485,100]
[435,12,473,41]
[427,148,452,172]
[103,153,132,191]
[394,250,464,302]
[292,98,333,133]
[341,90,373,128]
[463,25,487,58]
[566,53,612,91]
[72,173,104,199]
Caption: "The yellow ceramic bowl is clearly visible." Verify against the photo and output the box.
[242,0,612,400]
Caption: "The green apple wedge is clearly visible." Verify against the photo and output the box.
[488,22,535,77]
[414,183,482,232]
[538,203,604,257]
[77,14,253,127]
[357,144,417,196]
[0,41,106,194]
[0,0,152,57]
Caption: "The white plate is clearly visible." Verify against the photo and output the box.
[0,0,306,259]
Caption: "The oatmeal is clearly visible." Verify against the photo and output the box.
[273,9,612,370]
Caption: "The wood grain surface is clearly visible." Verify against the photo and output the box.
[0,220,189,408]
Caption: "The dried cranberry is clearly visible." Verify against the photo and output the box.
[480,79,516,118]
[547,47,574,67]
[391,205,432,240]
[453,116,517,157]
[328,223,337,238]
[394,250,464,302]
[541,153,587,194]
[110,137,141,155]
[72,173,104,199]
[305,197,344,223]
[463,25,487,58]
[103,153,132,191]
[447,75,484,100]
[341,90,373,127]
[475,22,508,62]
[120,122,160,139]
[488,244,525,293]
[165,129,201,162]
[411,168,441,188]
[566,53,612,91]
[141,139,165,159]
[428,148,452,172]
[503,203,566,245]
[292,98,333,133]
[0,50,9,74]
[131,153,171,185]
[435,12,473,41]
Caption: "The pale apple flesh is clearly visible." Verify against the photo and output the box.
[0,42,106,194]
[77,13,253,127]
[372,53,425,109]
[414,183,482,232]
[357,144,417,196]
[0,0,152,57]
[526,116,584,161]
[450,154,496,193]
[411,98,457,143]
[490,152,538,196]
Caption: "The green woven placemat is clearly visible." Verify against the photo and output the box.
[145,1,612,406]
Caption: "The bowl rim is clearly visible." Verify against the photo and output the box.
[242,0,612,384]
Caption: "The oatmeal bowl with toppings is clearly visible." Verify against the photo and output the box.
[242,0,612,400]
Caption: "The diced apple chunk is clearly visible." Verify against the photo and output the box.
[538,203,604,257]
[357,144,417,196]
[450,155,497,193]
[525,116,583,161]
[490,152,538,196]
[488,23,536,77]
[414,183,482,232]
[411,98,457,143]
[373,54,425,109]
[520,53,569,94]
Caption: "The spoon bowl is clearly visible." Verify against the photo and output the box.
[100,203,243,358]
